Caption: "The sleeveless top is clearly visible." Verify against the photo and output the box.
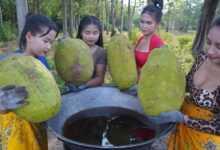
[134,34,164,72]
[185,51,220,135]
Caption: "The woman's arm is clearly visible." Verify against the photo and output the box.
[86,64,107,87]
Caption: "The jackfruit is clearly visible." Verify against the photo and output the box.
[54,38,94,84]
[138,48,186,116]
[0,55,61,122]
[106,35,137,89]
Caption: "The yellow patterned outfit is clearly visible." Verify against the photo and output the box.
[0,112,47,150]
[168,51,220,150]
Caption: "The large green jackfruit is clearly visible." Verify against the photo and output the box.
[138,48,186,116]
[54,38,93,84]
[0,55,61,122]
[106,35,137,89]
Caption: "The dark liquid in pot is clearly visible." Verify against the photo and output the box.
[62,115,156,146]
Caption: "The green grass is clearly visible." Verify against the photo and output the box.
[158,30,194,74]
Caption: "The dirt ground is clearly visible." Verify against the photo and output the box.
[48,130,171,150]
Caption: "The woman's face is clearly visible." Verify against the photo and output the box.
[81,24,100,47]
[25,28,57,57]
[204,26,220,64]
[140,13,157,36]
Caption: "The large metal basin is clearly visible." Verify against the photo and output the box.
[47,87,174,150]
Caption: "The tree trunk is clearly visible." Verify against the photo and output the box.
[110,0,115,36]
[43,0,47,15]
[131,0,136,31]
[120,0,124,33]
[69,0,74,37]
[62,0,68,36]
[192,0,219,54]
[78,15,81,29]
[114,0,118,20]
[0,6,2,24]
[32,0,36,12]
[128,0,131,34]
[37,0,40,13]
[16,0,28,36]
[101,0,105,30]
[95,0,100,18]
[74,14,78,30]
[166,0,170,32]
[105,0,109,35]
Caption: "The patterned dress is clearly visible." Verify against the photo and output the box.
[168,51,220,150]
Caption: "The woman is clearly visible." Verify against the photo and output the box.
[135,0,165,74]
[66,16,107,92]
[0,13,59,150]
[127,0,165,95]
[151,16,220,150]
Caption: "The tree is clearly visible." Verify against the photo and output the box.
[105,0,110,35]
[16,0,28,36]
[120,0,124,33]
[69,0,74,37]
[147,0,151,4]
[95,0,100,18]
[110,0,115,36]
[42,0,47,15]
[128,0,131,33]
[37,0,40,13]
[131,0,137,31]
[101,0,105,30]
[0,6,2,24]
[165,0,173,32]
[192,0,219,54]
[62,0,68,36]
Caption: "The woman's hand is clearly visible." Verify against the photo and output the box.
[0,85,28,111]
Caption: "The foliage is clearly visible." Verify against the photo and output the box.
[216,2,220,16]
[0,23,17,41]
[1,0,16,24]
[177,35,193,49]
[128,27,141,47]
[1,0,204,36]
[163,0,203,32]
[110,27,120,37]
[47,55,69,94]
[158,30,194,74]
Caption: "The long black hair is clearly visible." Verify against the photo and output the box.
[19,12,59,49]
[141,0,163,23]
[76,15,103,47]
[208,16,220,32]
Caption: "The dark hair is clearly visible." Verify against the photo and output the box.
[141,0,163,23]
[209,16,220,31]
[76,15,103,47]
[19,12,59,49]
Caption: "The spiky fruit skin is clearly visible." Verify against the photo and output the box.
[54,38,94,84]
[0,55,61,122]
[138,48,186,116]
[106,34,137,89]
